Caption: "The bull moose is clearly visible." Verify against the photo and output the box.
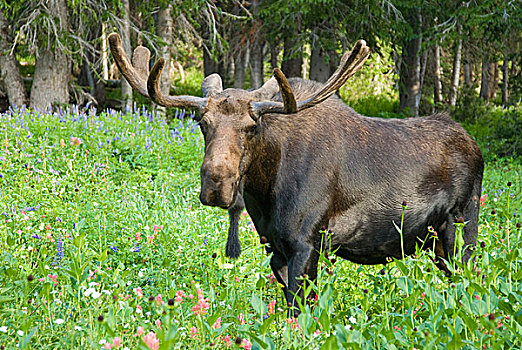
[108,33,484,312]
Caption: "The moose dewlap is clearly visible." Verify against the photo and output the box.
[109,33,484,313]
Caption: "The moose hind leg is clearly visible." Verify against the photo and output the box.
[270,251,289,299]
[461,181,481,264]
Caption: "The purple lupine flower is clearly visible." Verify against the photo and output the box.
[56,217,62,223]
[110,244,119,253]
[31,233,41,239]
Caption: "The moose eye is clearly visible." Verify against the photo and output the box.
[247,124,257,134]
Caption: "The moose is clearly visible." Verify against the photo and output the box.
[109,33,484,312]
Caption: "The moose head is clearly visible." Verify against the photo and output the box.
[108,33,370,210]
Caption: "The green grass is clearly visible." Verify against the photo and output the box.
[0,106,521,349]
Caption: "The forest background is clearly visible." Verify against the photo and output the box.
[0,1,521,138]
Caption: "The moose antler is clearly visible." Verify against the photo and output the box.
[108,33,208,111]
[251,40,370,117]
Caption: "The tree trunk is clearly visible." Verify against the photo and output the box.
[480,60,498,100]
[309,46,331,83]
[0,10,28,108]
[233,45,247,88]
[398,9,422,117]
[101,23,109,81]
[501,58,509,105]
[156,5,173,96]
[29,0,70,110]
[248,0,264,88]
[449,37,462,106]
[249,37,264,88]
[281,38,302,78]
[121,0,133,111]
[270,42,279,69]
[463,46,472,88]
[433,44,443,104]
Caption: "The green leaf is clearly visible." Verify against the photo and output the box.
[320,335,339,350]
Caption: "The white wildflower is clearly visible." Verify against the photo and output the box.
[0,326,7,333]
[349,316,356,324]
[54,319,64,325]
[75,326,82,331]
[17,330,24,336]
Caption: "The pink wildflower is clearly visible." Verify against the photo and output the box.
[134,287,143,298]
[480,194,487,208]
[136,304,143,314]
[421,292,426,299]
[142,332,159,350]
[135,232,141,241]
[238,313,246,325]
[103,342,112,349]
[175,290,185,303]
[155,294,164,305]
[212,317,221,329]
[136,326,145,336]
[241,339,252,350]
[191,289,210,316]
[267,300,276,315]
[155,319,161,329]
[189,326,197,338]
[286,318,299,329]
[147,235,155,244]
[235,276,240,283]
[60,139,65,147]
[188,294,194,300]
[153,225,163,233]
[70,137,82,146]
[267,273,276,284]
[45,223,52,230]
[223,335,232,347]
[112,337,122,349]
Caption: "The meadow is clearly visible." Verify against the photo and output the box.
[0,105,521,349]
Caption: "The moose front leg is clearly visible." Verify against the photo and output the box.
[286,242,320,315]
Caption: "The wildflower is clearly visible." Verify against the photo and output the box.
[147,235,155,244]
[134,287,143,298]
[212,317,221,329]
[175,290,185,303]
[135,232,142,241]
[74,326,82,331]
[267,300,276,315]
[112,337,122,348]
[267,273,276,284]
[17,330,24,336]
[155,319,161,329]
[110,244,118,253]
[142,331,159,349]
[189,326,197,338]
[153,225,162,233]
[223,335,232,347]
[235,276,240,283]
[155,294,164,306]
[238,313,246,325]
[349,316,356,324]
[191,289,210,316]
[286,318,299,329]
[54,319,64,324]
[480,194,487,207]
[70,137,82,146]
[241,339,252,350]
[136,305,143,314]
[136,326,144,336]
[31,233,41,239]
[104,342,112,349]
[0,326,7,333]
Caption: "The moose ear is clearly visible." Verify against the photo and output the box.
[201,74,223,97]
